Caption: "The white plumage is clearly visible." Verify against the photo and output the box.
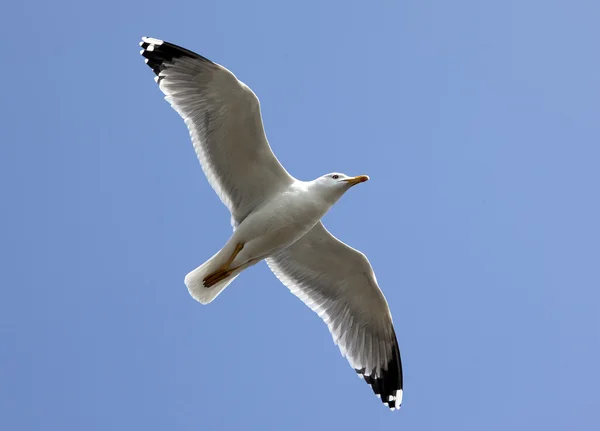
[140,37,403,410]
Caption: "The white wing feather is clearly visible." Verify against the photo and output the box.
[266,222,403,410]
[140,37,294,226]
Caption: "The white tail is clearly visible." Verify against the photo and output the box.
[184,251,241,304]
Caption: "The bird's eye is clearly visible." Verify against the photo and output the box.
[332,175,339,180]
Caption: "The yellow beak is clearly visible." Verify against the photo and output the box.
[343,175,370,186]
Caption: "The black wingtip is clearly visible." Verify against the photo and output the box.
[139,37,214,83]
[356,329,403,411]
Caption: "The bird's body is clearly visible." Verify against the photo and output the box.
[140,36,404,410]
[186,175,366,303]
[228,180,337,266]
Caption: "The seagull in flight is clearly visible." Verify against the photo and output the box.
[139,37,403,410]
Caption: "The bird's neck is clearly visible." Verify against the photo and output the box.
[305,181,344,208]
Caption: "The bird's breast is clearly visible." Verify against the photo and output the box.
[234,188,329,258]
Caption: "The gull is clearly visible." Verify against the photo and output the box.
[139,37,403,410]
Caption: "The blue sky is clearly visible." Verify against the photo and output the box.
[2,0,599,429]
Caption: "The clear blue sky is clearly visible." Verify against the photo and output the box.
[2,0,599,429]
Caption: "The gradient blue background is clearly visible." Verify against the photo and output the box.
[2,1,599,429]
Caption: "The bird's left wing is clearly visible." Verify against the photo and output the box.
[266,222,403,410]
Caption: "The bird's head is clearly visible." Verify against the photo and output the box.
[312,172,370,203]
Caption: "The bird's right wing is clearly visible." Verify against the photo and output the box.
[140,37,295,226]
[266,222,403,410]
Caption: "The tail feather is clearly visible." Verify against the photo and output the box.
[184,252,240,304]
